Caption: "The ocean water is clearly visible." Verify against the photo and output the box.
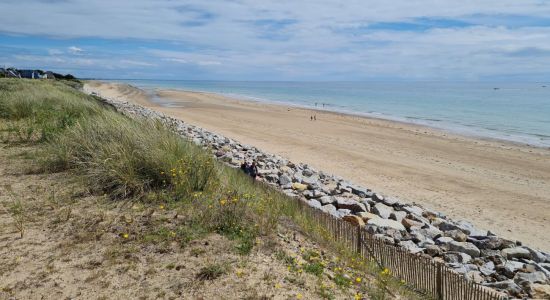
[116,80,550,147]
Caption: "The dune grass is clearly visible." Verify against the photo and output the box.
[0,78,422,299]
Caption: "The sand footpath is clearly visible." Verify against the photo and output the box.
[86,81,550,251]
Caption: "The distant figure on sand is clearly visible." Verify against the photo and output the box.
[314,115,317,121]
[310,115,313,121]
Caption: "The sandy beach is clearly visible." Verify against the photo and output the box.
[86,81,550,251]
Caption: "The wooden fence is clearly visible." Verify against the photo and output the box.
[294,199,508,300]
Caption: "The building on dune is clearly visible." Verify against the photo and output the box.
[19,70,41,79]
[42,71,56,79]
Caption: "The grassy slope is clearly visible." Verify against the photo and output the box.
[0,79,421,299]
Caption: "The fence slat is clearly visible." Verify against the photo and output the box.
[288,200,507,300]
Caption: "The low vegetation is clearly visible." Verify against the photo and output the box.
[0,78,422,299]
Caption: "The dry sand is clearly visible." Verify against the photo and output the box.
[86,81,550,251]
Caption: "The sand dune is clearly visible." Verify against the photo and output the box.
[85,81,550,251]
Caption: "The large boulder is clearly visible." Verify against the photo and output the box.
[469,236,504,250]
[291,182,308,191]
[372,203,393,219]
[401,218,423,230]
[514,272,548,292]
[357,212,379,222]
[399,240,424,254]
[335,197,367,213]
[321,204,338,217]
[502,247,532,260]
[350,185,369,198]
[389,211,407,222]
[448,241,481,257]
[367,218,406,232]
[279,174,292,185]
[483,280,523,298]
[307,199,322,209]
[402,205,424,216]
[318,195,334,205]
[445,229,468,242]
[444,252,472,264]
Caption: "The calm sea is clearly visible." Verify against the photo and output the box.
[115,80,550,148]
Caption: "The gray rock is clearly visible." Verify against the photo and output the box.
[399,240,424,254]
[350,185,369,198]
[465,271,484,283]
[448,241,481,257]
[382,197,399,206]
[372,203,393,219]
[336,209,352,218]
[367,218,406,232]
[514,271,547,286]
[402,205,424,216]
[335,197,367,213]
[436,236,455,245]
[445,229,468,242]
[469,236,504,250]
[279,174,292,185]
[389,211,407,222]
[425,245,443,257]
[307,199,322,209]
[301,175,319,186]
[374,234,394,244]
[456,220,487,237]
[320,204,338,217]
[502,247,531,260]
[302,169,314,177]
[480,261,496,276]
[373,193,384,202]
[483,280,523,298]
[500,261,525,278]
[318,196,334,205]
[444,252,472,264]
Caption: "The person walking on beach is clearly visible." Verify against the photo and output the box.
[310,115,313,121]
[314,115,317,121]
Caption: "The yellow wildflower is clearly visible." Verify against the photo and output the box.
[275,283,282,289]
[219,199,227,206]
[159,204,165,210]
[355,277,362,283]
[296,293,303,299]
[354,293,362,300]
[170,231,176,237]
[236,269,244,278]
[122,233,129,239]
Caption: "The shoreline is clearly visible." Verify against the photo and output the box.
[128,82,550,149]
[85,80,550,251]
[154,87,549,155]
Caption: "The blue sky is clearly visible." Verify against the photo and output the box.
[1,0,550,81]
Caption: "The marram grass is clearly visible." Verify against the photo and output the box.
[0,78,423,299]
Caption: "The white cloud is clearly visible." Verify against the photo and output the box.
[1,0,550,79]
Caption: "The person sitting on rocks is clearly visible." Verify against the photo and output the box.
[240,161,250,176]
[249,160,259,180]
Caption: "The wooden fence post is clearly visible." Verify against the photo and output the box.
[356,226,361,254]
[437,263,443,300]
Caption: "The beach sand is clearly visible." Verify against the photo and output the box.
[86,81,550,250]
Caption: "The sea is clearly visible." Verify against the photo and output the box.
[114,80,550,148]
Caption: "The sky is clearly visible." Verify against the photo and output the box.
[1,0,550,81]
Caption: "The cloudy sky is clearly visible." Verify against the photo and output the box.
[1,0,550,80]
